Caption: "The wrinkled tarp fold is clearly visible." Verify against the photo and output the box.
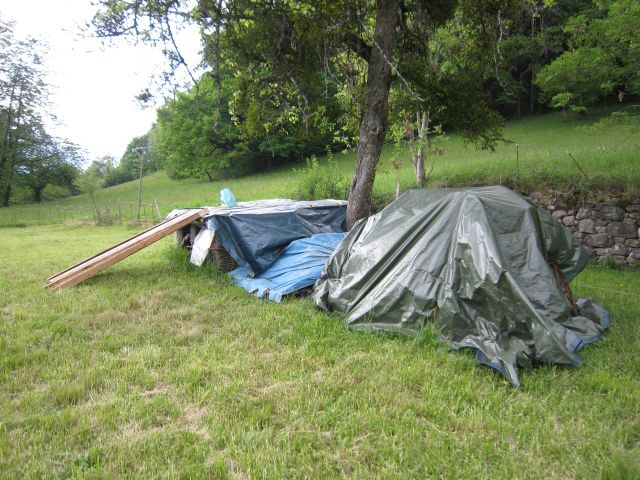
[229,232,348,302]
[313,187,609,387]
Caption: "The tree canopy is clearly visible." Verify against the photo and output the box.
[0,16,82,206]
[92,0,526,224]
[535,0,640,113]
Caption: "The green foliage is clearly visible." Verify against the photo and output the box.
[103,167,135,188]
[156,72,333,182]
[293,153,348,201]
[84,156,116,180]
[16,129,82,202]
[103,134,160,188]
[156,74,257,180]
[160,83,215,178]
[536,47,618,105]
[536,0,640,111]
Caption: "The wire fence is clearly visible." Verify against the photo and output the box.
[0,199,188,227]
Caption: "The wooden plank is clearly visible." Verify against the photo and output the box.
[46,210,204,290]
[47,214,189,287]
[47,215,177,282]
[47,209,205,289]
[45,208,207,290]
[48,210,203,286]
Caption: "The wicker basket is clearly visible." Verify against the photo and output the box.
[210,237,238,271]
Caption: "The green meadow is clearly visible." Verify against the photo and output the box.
[0,109,638,227]
[0,109,639,478]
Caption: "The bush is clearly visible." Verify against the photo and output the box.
[293,153,349,200]
[104,167,136,187]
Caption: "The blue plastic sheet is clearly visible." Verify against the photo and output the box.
[229,232,347,302]
[219,188,237,206]
[206,199,347,275]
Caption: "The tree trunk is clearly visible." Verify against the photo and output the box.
[415,145,425,188]
[345,0,399,229]
[530,70,536,114]
[33,185,45,203]
[2,183,11,207]
[414,111,428,188]
[0,84,16,172]
[517,73,523,118]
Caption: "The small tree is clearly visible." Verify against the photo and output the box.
[404,111,441,189]
[77,169,105,223]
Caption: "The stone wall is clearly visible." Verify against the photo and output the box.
[528,191,640,267]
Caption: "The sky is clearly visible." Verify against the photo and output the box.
[0,0,202,164]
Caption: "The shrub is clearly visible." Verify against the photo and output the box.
[293,153,349,201]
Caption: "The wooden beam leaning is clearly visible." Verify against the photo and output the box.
[47,216,178,282]
[45,208,207,290]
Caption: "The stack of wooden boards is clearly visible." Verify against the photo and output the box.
[45,208,207,290]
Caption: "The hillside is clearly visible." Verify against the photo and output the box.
[1,109,638,227]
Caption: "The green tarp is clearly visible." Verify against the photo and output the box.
[313,187,609,387]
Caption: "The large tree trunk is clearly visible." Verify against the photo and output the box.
[345,0,399,229]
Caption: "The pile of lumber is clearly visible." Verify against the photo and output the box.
[45,208,207,290]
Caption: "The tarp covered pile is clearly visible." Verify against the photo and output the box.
[174,198,349,301]
[313,187,609,387]
[202,199,347,275]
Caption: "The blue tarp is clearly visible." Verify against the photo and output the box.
[204,199,347,275]
[229,232,347,302]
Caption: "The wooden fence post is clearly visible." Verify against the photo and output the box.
[154,199,161,222]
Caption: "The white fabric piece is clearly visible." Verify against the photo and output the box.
[190,228,216,266]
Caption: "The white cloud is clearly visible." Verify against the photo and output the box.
[0,0,201,163]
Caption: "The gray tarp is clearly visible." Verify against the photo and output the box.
[313,187,609,387]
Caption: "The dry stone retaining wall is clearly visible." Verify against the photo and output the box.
[528,191,640,267]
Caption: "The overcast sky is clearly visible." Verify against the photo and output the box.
[0,0,201,164]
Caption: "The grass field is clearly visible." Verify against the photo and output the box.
[0,109,638,227]
[0,108,639,477]
[0,224,639,478]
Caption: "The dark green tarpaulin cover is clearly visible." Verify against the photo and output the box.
[313,187,609,387]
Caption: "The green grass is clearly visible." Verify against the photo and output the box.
[1,110,639,477]
[0,225,639,478]
[0,108,638,227]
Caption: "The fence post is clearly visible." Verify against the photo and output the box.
[154,199,161,222]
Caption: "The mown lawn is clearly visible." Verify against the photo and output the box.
[0,224,638,478]
[1,108,638,227]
